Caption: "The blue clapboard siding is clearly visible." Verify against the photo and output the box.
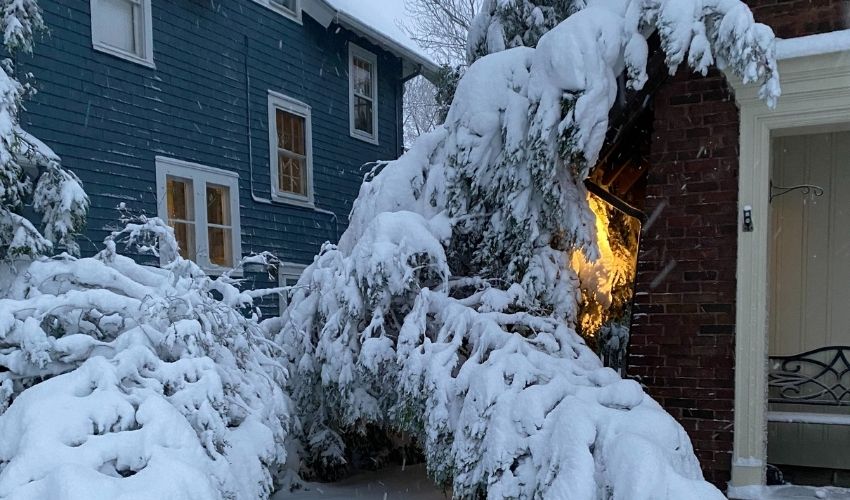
[19,0,404,286]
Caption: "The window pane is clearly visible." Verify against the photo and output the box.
[276,110,289,151]
[353,58,372,97]
[206,184,230,226]
[95,0,137,54]
[277,109,305,155]
[167,178,194,221]
[354,96,373,134]
[278,155,306,196]
[208,227,232,266]
[269,0,296,12]
[291,115,304,155]
[172,222,196,259]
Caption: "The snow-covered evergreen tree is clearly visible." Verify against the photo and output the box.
[467,0,586,63]
[0,0,88,260]
[278,1,778,498]
[0,216,291,500]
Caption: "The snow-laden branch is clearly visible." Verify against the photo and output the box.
[0,0,89,260]
[0,219,291,500]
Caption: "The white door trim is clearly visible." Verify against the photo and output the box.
[727,50,850,489]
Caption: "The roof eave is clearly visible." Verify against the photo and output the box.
[304,0,441,83]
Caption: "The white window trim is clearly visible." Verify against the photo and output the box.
[155,156,242,274]
[726,50,850,492]
[89,0,155,68]
[348,43,379,145]
[268,91,314,207]
[251,0,302,24]
[278,262,307,316]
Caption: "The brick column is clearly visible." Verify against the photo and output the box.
[628,69,739,487]
[745,0,848,38]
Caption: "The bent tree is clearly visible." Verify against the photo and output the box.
[278,0,777,498]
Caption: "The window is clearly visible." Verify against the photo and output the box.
[90,0,154,67]
[349,44,379,144]
[278,262,307,316]
[268,92,313,206]
[252,0,301,22]
[155,157,242,272]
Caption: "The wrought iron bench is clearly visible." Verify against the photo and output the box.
[767,346,850,426]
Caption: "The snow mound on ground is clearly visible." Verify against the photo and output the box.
[0,350,225,500]
[0,218,290,500]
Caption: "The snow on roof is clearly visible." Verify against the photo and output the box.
[321,0,440,81]
[777,29,850,60]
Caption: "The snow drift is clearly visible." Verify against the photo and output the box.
[277,1,778,499]
[0,218,290,500]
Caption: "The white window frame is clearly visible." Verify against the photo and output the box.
[89,0,155,68]
[155,156,242,274]
[278,262,307,316]
[251,0,302,23]
[268,91,314,207]
[348,43,379,145]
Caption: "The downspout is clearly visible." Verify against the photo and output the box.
[244,34,268,207]
[243,34,341,241]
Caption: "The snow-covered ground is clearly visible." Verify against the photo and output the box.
[276,467,850,500]
[731,485,850,500]
[272,465,449,500]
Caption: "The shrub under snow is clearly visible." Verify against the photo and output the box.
[0,218,290,500]
[277,1,778,499]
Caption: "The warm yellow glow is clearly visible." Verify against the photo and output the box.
[571,193,639,337]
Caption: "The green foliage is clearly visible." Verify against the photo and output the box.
[467,0,586,63]
[435,64,463,123]
[0,0,89,261]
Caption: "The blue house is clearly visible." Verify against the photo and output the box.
[19,0,437,306]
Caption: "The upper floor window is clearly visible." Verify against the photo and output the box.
[155,157,242,272]
[349,44,379,144]
[90,0,154,67]
[253,0,302,22]
[269,92,314,206]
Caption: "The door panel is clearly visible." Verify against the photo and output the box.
[769,131,850,471]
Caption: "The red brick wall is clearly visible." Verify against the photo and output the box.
[628,1,848,489]
[746,0,848,37]
[629,68,739,487]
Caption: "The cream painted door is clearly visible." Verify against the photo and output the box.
[768,131,850,470]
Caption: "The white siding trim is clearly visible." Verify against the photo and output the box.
[726,50,850,491]
[155,156,242,274]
